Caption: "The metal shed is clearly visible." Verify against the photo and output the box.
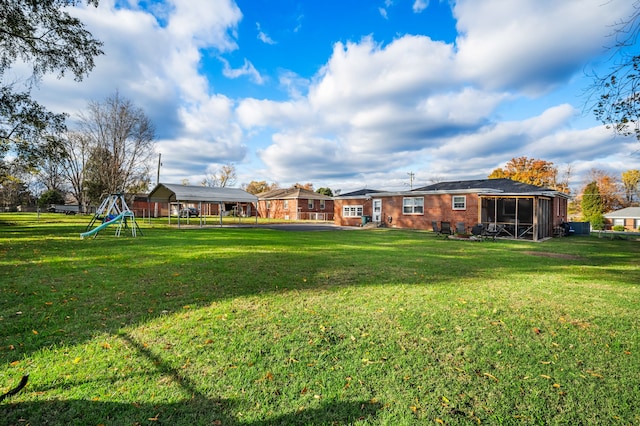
[147,183,258,227]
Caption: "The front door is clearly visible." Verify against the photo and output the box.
[372,199,382,223]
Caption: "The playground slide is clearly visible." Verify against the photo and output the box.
[80,213,124,239]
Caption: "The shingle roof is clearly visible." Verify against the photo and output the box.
[257,187,333,200]
[604,207,640,219]
[148,183,258,203]
[335,188,383,198]
[413,178,555,193]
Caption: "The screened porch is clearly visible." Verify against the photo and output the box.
[479,195,554,241]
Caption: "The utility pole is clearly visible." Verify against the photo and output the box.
[156,153,162,185]
[407,172,415,190]
[154,153,162,219]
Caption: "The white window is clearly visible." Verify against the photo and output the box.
[320,200,326,210]
[308,199,314,209]
[266,201,271,209]
[284,200,289,209]
[403,197,424,214]
[613,218,624,226]
[343,205,363,217]
[452,196,466,210]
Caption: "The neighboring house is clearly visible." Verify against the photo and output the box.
[334,179,570,241]
[257,187,335,221]
[604,207,640,231]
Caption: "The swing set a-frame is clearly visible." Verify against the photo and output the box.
[80,193,142,239]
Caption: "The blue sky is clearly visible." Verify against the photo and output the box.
[30,0,640,193]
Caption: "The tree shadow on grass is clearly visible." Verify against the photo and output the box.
[1,331,382,425]
[2,398,382,425]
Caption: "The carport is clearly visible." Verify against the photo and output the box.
[147,183,258,227]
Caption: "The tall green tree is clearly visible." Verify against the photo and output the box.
[581,181,605,229]
[0,0,103,176]
[316,187,333,197]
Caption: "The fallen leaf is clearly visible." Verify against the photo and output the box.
[553,383,561,388]
[540,374,552,379]
[32,330,38,335]
[483,372,499,382]
[101,342,111,349]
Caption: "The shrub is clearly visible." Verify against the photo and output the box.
[612,225,626,232]
[38,189,65,208]
[590,213,605,230]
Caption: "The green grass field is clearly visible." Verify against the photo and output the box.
[1,213,639,425]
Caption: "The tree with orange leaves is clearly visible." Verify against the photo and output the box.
[488,157,564,190]
[585,169,623,212]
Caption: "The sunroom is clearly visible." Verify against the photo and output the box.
[479,195,555,241]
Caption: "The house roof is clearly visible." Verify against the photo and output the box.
[604,207,640,219]
[257,187,333,201]
[335,179,567,199]
[413,178,557,193]
[147,183,258,203]
[335,188,383,198]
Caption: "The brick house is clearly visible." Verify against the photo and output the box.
[334,179,569,241]
[257,187,334,221]
[604,207,640,231]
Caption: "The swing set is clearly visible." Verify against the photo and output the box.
[80,193,142,239]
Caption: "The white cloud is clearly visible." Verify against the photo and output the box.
[256,22,277,44]
[309,36,456,110]
[454,0,636,94]
[220,58,265,84]
[413,0,428,13]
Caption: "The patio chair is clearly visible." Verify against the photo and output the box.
[471,224,484,239]
[456,222,465,235]
[484,223,502,241]
[440,221,453,236]
[431,220,441,236]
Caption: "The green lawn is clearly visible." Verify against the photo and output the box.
[1,213,639,425]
